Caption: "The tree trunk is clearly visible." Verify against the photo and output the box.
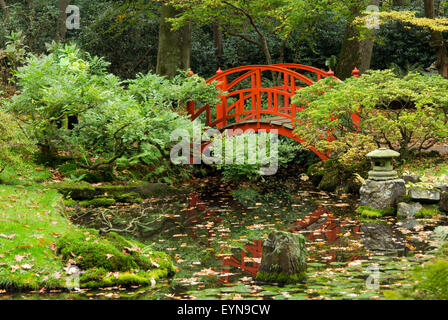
[393,0,404,7]
[57,0,68,41]
[424,0,448,78]
[0,0,9,19]
[156,5,191,79]
[213,23,223,58]
[335,0,380,80]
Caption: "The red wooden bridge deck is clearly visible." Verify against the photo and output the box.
[187,64,361,161]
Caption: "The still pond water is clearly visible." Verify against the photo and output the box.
[5,178,446,300]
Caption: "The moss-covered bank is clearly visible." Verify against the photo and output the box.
[0,167,175,291]
[57,229,175,288]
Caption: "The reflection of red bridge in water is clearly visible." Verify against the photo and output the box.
[185,193,362,284]
[187,64,361,161]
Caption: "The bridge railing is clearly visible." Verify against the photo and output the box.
[187,64,338,130]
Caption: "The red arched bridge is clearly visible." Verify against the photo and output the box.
[187,64,361,161]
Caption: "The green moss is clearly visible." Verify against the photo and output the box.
[51,181,98,200]
[58,162,79,175]
[356,206,395,218]
[52,181,180,202]
[318,169,340,192]
[114,192,142,204]
[78,198,116,207]
[255,271,306,284]
[415,205,443,218]
[307,162,325,186]
[80,268,171,288]
[64,199,78,207]
[57,230,133,271]
[56,230,175,288]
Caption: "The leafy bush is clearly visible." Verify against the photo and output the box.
[0,31,29,87]
[211,132,299,182]
[292,70,448,162]
[5,43,221,182]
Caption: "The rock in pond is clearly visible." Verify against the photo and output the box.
[440,191,448,212]
[359,179,406,210]
[409,188,441,203]
[256,230,306,284]
[396,219,420,231]
[397,202,423,218]
[401,174,421,184]
[360,223,406,252]
[435,183,448,192]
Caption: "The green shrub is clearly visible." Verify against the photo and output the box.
[5,43,222,182]
[212,133,299,182]
[292,70,448,163]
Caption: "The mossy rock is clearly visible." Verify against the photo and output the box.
[318,168,341,192]
[256,230,306,284]
[79,198,116,207]
[53,181,99,200]
[80,268,171,289]
[113,192,142,204]
[307,162,325,186]
[63,198,116,208]
[255,271,305,284]
[56,229,175,288]
[356,206,395,218]
[52,181,182,201]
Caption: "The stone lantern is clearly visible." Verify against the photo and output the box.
[359,148,405,212]
[366,148,400,181]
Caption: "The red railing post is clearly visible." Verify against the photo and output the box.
[256,68,261,127]
[187,100,195,119]
[351,67,361,130]
[215,68,227,129]
[186,69,195,119]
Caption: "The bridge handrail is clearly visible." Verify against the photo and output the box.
[206,64,329,85]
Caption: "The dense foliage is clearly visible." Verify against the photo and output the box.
[210,133,300,182]
[292,70,448,162]
[4,44,221,182]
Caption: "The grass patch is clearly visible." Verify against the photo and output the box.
[0,183,73,291]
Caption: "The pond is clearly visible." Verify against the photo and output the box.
[3,177,446,300]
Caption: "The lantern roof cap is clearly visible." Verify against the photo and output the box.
[366,148,400,159]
